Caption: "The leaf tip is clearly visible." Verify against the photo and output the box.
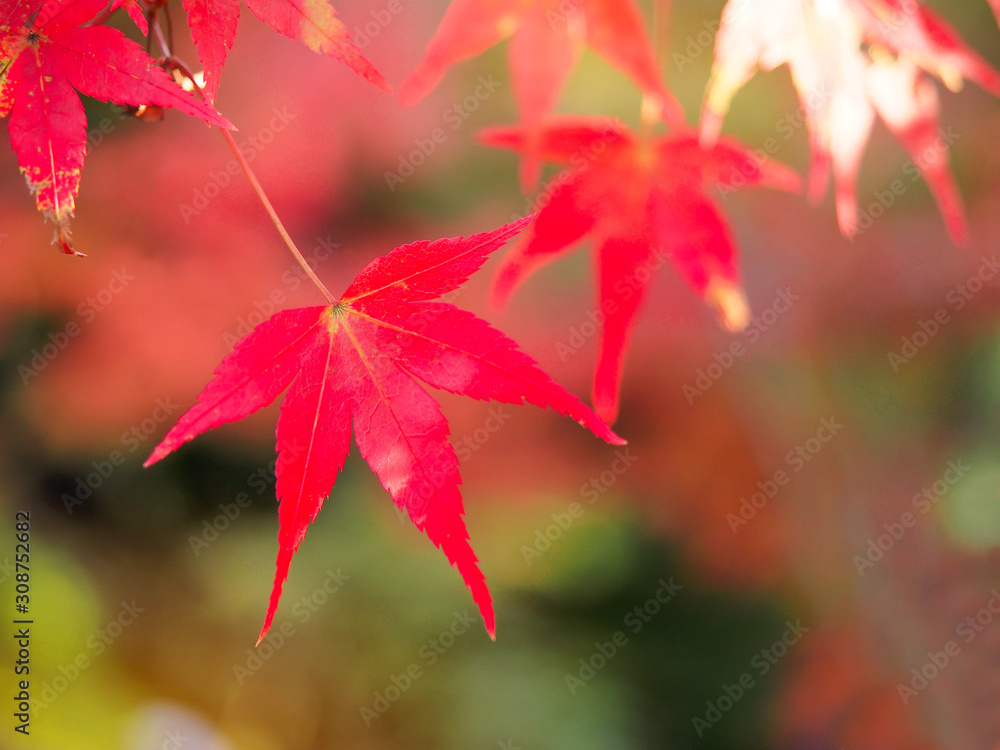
[397,72,430,107]
[482,604,496,640]
[511,213,536,231]
[947,217,969,247]
[596,408,618,430]
[257,604,278,647]
[361,64,393,94]
[489,268,517,309]
[143,438,174,468]
[257,546,293,645]
[593,391,620,430]
[698,109,723,150]
[51,219,84,257]
[585,396,627,444]
[706,277,750,333]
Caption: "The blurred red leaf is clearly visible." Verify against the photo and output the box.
[182,0,392,102]
[399,0,684,189]
[482,117,801,422]
[700,0,1000,244]
[145,217,623,642]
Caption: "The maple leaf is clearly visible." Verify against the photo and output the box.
[398,0,685,189]
[144,218,623,641]
[0,0,233,254]
[111,0,149,35]
[700,0,1000,244]
[181,0,391,103]
[480,117,802,423]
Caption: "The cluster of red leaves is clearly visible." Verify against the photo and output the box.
[398,0,686,188]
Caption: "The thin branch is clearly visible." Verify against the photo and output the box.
[157,37,336,304]
[219,127,336,303]
[151,12,170,57]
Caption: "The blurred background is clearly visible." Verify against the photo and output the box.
[1,0,1000,748]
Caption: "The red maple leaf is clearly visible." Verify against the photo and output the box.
[481,117,802,423]
[111,0,149,34]
[700,0,1000,244]
[398,0,684,189]
[0,0,233,254]
[180,0,390,103]
[144,218,623,641]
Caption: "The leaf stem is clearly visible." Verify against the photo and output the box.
[151,10,169,55]
[218,128,336,303]
[153,25,336,305]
